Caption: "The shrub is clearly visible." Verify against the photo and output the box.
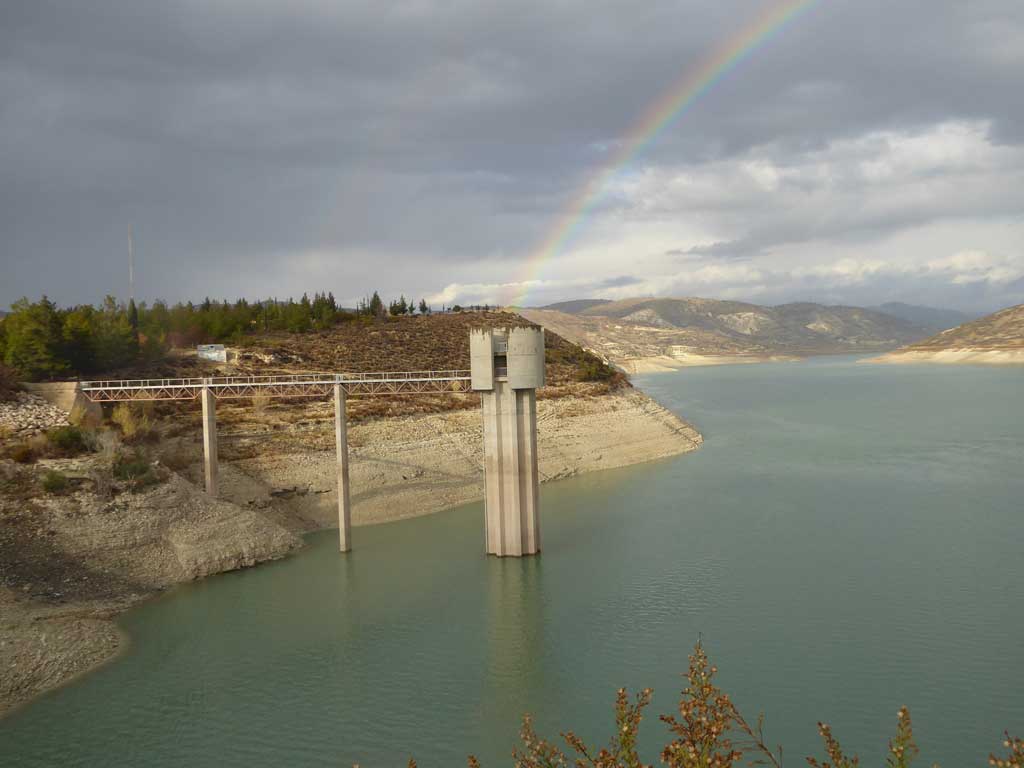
[90,468,113,500]
[251,393,271,418]
[110,403,155,443]
[460,641,1019,768]
[92,429,121,463]
[576,357,618,383]
[112,450,161,491]
[45,425,89,457]
[160,445,194,472]
[69,400,102,430]
[41,469,68,494]
[8,442,36,464]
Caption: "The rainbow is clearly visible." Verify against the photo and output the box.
[511,0,820,306]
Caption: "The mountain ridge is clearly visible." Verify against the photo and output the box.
[517,296,933,372]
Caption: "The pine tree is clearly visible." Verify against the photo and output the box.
[2,297,69,380]
[369,291,384,318]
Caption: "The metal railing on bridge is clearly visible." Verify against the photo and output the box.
[78,370,473,402]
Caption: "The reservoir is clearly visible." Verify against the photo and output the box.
[2,357,1022,766]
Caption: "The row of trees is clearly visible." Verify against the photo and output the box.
[0,291,444,380]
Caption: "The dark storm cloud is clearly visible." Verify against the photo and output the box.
[1,0,1022,308]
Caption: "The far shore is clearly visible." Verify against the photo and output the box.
[618,353,803,374]
[863,347,1024,366]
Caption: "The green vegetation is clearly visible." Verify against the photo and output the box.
[461,642,1020,768]
[44,425,88,456]
[112,449,161,491]
[546,340,625,385]
[40,469,68,494]
[0,292,440,380]
[110,403,156,444]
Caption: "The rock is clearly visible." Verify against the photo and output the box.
[0,393,69,436]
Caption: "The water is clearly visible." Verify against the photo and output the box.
[2,357,1022,766]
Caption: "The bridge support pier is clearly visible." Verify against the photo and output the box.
[334,384,352,552]
[201,380,218,497]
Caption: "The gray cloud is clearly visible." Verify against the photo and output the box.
[1,0,1022,312]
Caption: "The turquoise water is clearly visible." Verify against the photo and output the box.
[2,357,1022,766]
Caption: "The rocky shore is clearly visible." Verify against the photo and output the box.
[0,387,701,717]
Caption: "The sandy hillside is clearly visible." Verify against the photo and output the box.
[868,304,1024,365]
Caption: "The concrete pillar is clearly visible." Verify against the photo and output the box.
[481,380,540,556]
[334,383,352,552]
[201,380,218,497]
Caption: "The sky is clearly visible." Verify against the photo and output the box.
[2,0,1023,313]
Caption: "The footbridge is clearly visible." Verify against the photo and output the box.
[77,327,545,557]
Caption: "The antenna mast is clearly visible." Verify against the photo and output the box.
[128,224,135,305]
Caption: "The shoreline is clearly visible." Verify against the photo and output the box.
[864,347,1024,366]
[1,387,701,718]
[619,353,803,374]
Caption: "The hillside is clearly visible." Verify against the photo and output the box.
[106,311,625,421]
[517,297,930,372]
[868,304,1024,365]
[869,302,978,332]
[537,299,613,314]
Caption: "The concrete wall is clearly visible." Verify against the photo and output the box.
[22,382,102,424]
[480,380,540,557]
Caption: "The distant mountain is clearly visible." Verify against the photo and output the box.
[869,302,978,332]
[577,297,929,350]
[537,299,613,314]
[869,304,1024,365]
[518,297,933,372]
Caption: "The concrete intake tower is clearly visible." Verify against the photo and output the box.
[470,327,545,557]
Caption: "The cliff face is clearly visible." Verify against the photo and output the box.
[868,304,1024,365]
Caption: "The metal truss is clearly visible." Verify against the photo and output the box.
[79,371,473,402]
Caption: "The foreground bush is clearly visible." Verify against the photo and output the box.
[431,642,1019,768]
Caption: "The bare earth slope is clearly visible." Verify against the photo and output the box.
[518,297,930,372]
[868,303,1024,365]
